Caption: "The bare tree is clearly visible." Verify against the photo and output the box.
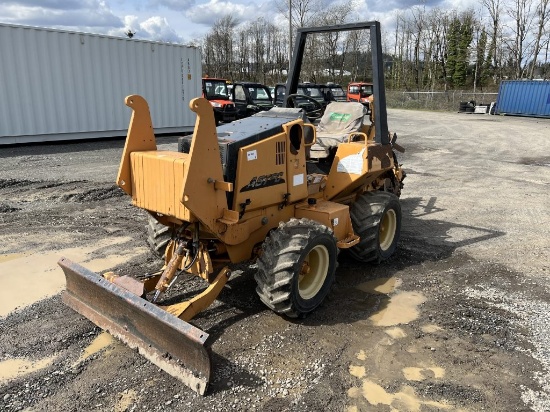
[391,11,404,88]
[529,0,550,77]
[250,19,267,82]
[268,25,289,82]
[275,0,328,67]
[411,6,427,90]
[235,30,249,80]
[429,9,451,90]
[276,0,327,28]
[315,1,354,82]
[203,15,239,78]
[393,11,418,89]
[482,0,502,74]
[506,0,536,78]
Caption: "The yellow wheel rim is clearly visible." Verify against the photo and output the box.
[379,209,397,251]
[298,245,329,300]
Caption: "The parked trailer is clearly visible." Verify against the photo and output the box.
[0,23,202,145]
[495,80,550,118]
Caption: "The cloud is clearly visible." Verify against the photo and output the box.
[109,15,184,43]
[440,0,481,12]
[185,0,260,26]
[148,0,196,10]
[2,0,86,9]
[0,1,184,43]
[139,15,183,42]
[0,0,123,28]
[357,0,445,14]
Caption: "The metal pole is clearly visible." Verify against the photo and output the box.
[289,0,292,73]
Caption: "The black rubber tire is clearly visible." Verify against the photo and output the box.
[348,192,401,263]
[146,215,171,257]
[255,218,338,318]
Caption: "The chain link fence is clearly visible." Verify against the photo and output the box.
[386,90,499,112]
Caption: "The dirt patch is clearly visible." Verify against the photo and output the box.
[0,179,35,189]
[60,185,126,203]
[0,204,20,213]
[518,156,550,167]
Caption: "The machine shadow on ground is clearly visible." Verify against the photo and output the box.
[201,194,506,333]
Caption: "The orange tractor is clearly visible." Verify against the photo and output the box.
[59,21,405,395]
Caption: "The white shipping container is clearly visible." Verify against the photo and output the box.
[0,23,202,144]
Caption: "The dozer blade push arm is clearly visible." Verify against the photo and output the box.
[117,95,157,196]
[59,258,211,395]
[180,98,230,234]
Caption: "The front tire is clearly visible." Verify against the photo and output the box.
[348,192,401,263]
[255,219,338,318]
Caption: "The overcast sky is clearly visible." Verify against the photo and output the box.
[0,0,480,44]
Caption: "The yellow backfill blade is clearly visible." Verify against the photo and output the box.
[58,257,211,395]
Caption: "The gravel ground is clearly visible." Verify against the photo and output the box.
[0,108,549,411]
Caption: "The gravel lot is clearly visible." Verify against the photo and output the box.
[0,108,549,411]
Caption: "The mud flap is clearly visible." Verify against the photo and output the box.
[58,257,211,395]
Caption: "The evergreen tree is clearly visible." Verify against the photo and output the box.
[475,29,488,88]
[446,17,461,86]
[484,33,495,85]
[452,15,473,87]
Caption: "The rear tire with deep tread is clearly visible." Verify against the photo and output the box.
[348,192,401,263]
[146,215,171,257]
[255,218,338,318]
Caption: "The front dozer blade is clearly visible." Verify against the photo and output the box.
[58,257,211,395]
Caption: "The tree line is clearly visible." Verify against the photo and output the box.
[197,0,550,90]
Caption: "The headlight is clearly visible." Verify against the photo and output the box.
[210,102,222,108]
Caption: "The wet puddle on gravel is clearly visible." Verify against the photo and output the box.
[0,237,147,317]
[73,331,114,366]
[347,278,449,410]
[0,355,57,383]
[369,291,427,327]
[347,380,450,411]
[355,277,427,327]
[356,277,402,294]
[348,349,450,411]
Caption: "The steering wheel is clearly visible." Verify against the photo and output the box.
[285,94,324,120]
